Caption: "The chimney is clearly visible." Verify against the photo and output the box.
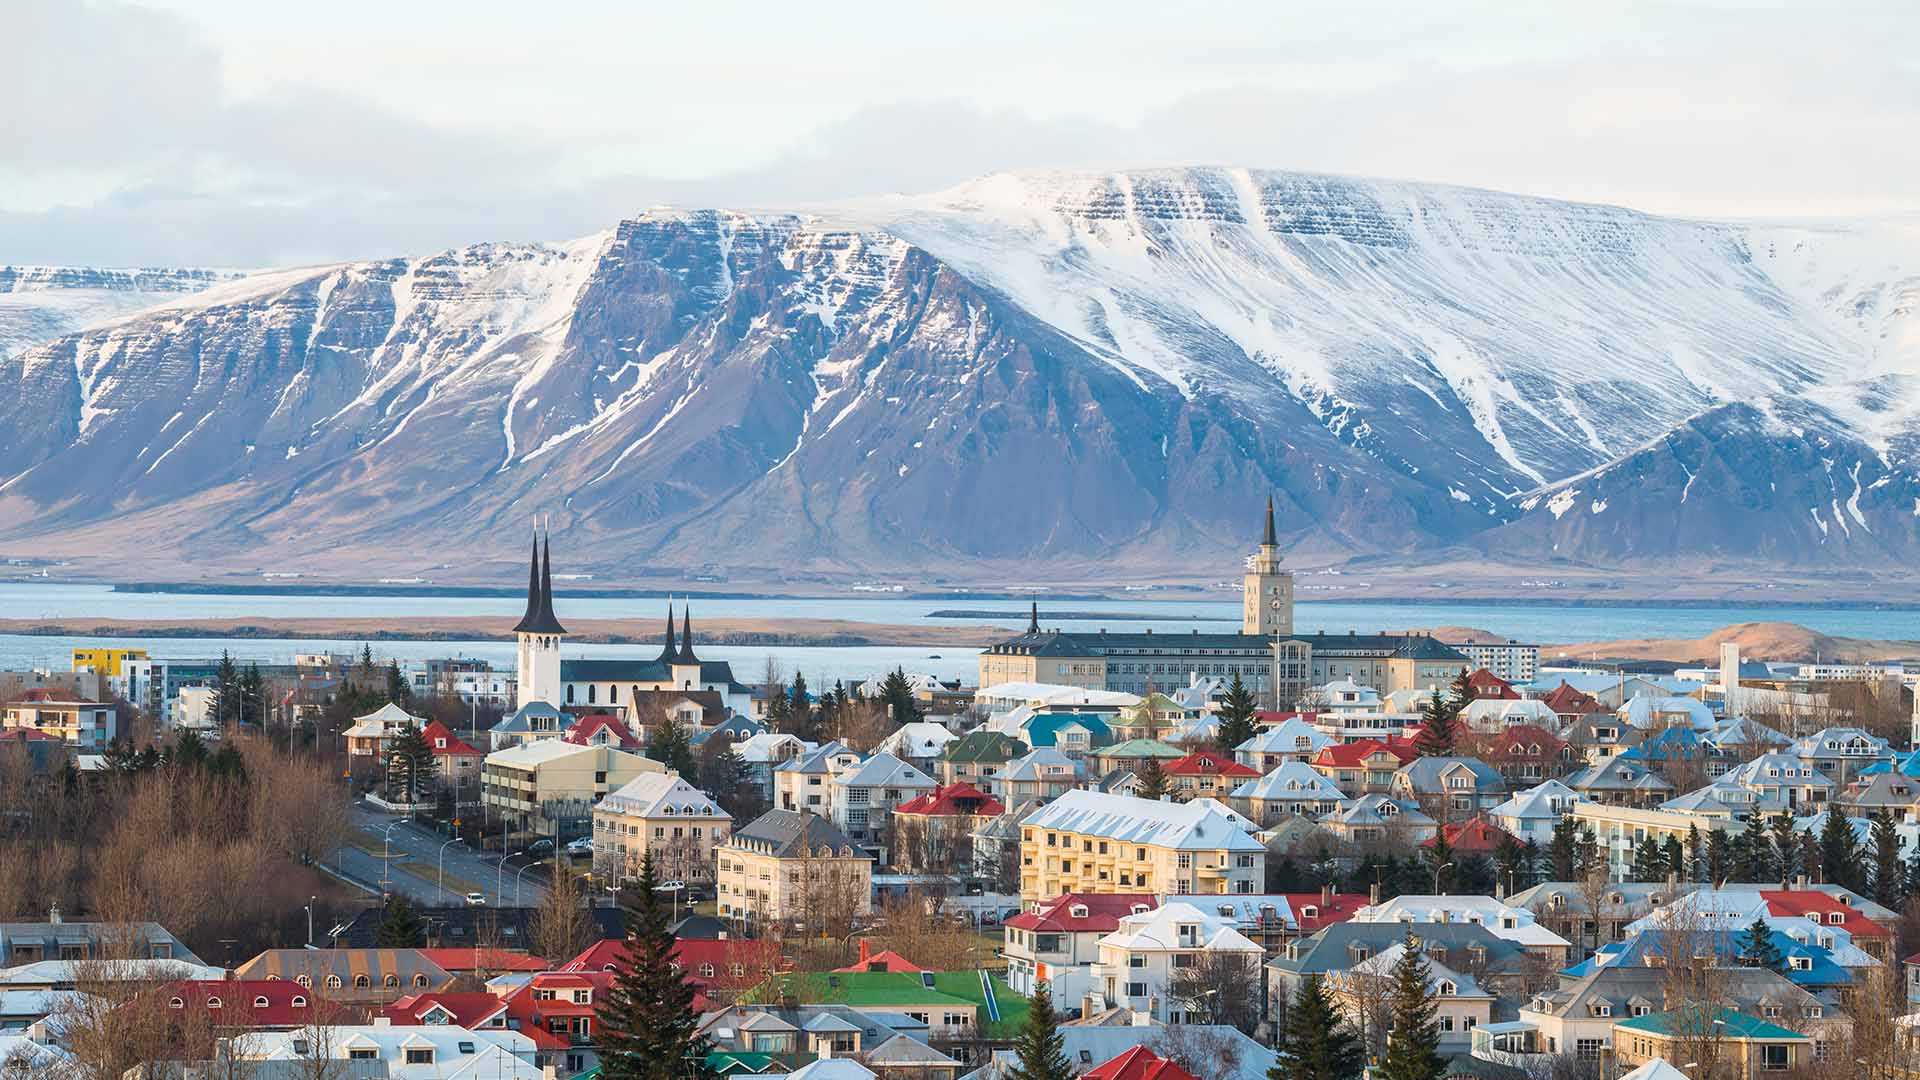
[1083,993,1098,1020]
[1369,882,1381,905]
[1666,871,1678,892]
[1321,883,1334,909]
[1143,999,1159,1024]
[1794,874,1810,890]
[858,939,871,964]
[47,904,60,925]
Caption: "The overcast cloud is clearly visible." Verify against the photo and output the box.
[3,0,1917,267]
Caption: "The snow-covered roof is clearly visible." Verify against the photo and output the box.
[1486,779,1584,820]
[1347,895,1571,949]
[831,752,935,790]
[1341,942,1490,998]
[1231,761,1345,802]
[597,773,730,821]
[1460,698,1560,732]
[733,732,814,763]
[1023,790,1264,851]
[1620,694,1715,731]
[1097,902,1264,955]
[1237,718,1333,755]
[876,722,957,760]
[247,1024,540,1079]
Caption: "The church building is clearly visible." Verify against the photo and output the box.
[977,501,1468,707]
[492,534,756,749]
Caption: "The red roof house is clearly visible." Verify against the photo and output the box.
[1084,1046,1200,1080]
[380,991,511,1030]
[893,781,1005,819]
[1278,891,1369,933]
[1309,738,1419,796]
[413,947,548,975]
[421,720,481,758]
[1421,816,1515,856]
[562,714,640,749]
[498,971,612,1052]
[153,979,352,1029]
[1465,668,1520,700]
[1163,749,1259,798]
[1762,890,1895,959]
[1005,894,1158,935]
[835,939,930,973]
[1539,682,1605,719]
[563,937,785,1003]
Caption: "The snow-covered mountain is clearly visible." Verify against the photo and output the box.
[1,167,1916,581]
[0,265,235,358]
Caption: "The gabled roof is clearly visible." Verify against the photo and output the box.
[1099,739,1186,760]
[834,948,929,974]
[729,809,858,858]
[1393,756,1505,794]
[1761,890,1892,938]
[865,1033,961,1067]
[832,752,934,790]
[1083,1046,1200,1080]
[1311,738,1417,770]
[562,714,639,749]
[1006,894,1158,934]
[1421,817,1514,855]
[1163,750,1258,779]
[893,782,1004,818]
[420,721,481,757]
[380,990,508,1029]
[1614,1006,1807,1041]
[1465,668,1519,699]
[1231,762,1345,802]
[943,730,1024,764]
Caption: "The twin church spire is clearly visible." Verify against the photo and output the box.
[656,603,700,665]
[512,529,568,636]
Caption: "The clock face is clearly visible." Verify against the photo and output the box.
[1270,599,1283,610]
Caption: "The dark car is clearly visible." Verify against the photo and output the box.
[524,839,555,857]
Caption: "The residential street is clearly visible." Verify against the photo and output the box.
[335,802,560,908]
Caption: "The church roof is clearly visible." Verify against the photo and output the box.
[511,534,567,636]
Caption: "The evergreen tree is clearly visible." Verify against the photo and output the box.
[208,743,248,782]
[1687,823,1706,883]
[1378,927,1446,1080]
[241,662,267,726]
[1705,825,1730,884]
[1548,816,1577,881]
[1456,855,1494,895]
[1493,830,1524,897]
[1575,828,1601,878]
[213,651,240,728]
[1136,757,1170,800]
[878,668,924,728]
[1272,973,1361,1080]
[595,854,712,1079]
[1631,837,1667,882]
[385,660,411,707]
[1215,671,1261,755]
[1771,813,1800,879]
[1739,917,1783,970]
[375,894,423,947]
[1904,838,1920,900]
[1819,810,1860,889]
[1518,838,1541,891]
[1798,831,1821,886]
[1425,828,1455,894]
[1446,668,1476,715]
[1871,807,1905,907]
[1731,827,1769,883]
[763,684,791,733]
[172,729,209,770]
[1412,688,1457,757]
[1007,981,1073,1080]
[358,643,376,678]
[1661,834,1685,880]
[648,716,697,778]
[386,721,436,811]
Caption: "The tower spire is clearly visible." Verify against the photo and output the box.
[657,602,677,663]
[513,522,567,636]
[677,605,697,663]
[1262,495,1277,548]
[1027,601,1039,635]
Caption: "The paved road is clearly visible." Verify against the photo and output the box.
[337,803,560,908]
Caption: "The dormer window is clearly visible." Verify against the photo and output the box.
[254,996,270,1009]
[206,997,222,1009]
[1827,913,1844,925]
[1436,980,1456,996]
[168,997,185,1009]
[1301,905,1319,919]
[1069,905,1089,918]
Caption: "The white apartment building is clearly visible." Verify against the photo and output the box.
[1019,790,1266,901]
[829,752,936,847]
[1091,902,1264,1022]
[1446,641,1539,685]
[592,773,732,886]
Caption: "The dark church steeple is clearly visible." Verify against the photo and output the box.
[1262,495,1277,548]
[513,527,567,636]
[656,604,678,663]
[1027,601,1040,635]
[677,607,698,664]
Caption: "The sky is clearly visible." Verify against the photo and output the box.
[3,0,1917,267]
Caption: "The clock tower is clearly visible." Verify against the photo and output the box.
[1242,497,1293,637]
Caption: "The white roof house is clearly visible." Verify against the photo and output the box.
[1618,1060,1692,1080]
[1619,694,1715,731]
[597,773,730,821]
[1021,790,1266,852]
[787,1058,879,1080]
[974,683,1140,711]
[1315,679,1383,713]
[244,1023,541,1079]
[342,700,426,740]
[1231,762,1346,804]
[1460,698,1561,734]
[734,732,815,764]
[1347,895,1572,951]
[1339,941,1492,1000]
[1237,718,1334,760]
[1097,902,1265,956]
[876,722,957,762]
[0,960,227,990]
[830,752,936,795]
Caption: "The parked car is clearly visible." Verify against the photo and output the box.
[465,892,487,906]
[654,879,686,893]
[565,837,594,856]
[524,839,555,857]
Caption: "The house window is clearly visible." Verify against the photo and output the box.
[348,1049,379,1061]
[405,1049,434,1065]
[1760,1045,1789,1071]
[1574,1039,1603,1061]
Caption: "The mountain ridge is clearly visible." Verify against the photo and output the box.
[1,166,1916,582]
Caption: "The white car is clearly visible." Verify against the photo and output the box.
[565,838,594,856]
[465,892,487,906]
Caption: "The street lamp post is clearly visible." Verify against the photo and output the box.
[438,837,464,901]
[380,823,400,896]
[514,861,541,907]
[304,896,316,948]
[1433,861,1454,896]
[655,881,686,925]
[498,852,529,903]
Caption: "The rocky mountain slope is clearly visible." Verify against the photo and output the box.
[0,168,1916,582]
[0,265,234,358]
